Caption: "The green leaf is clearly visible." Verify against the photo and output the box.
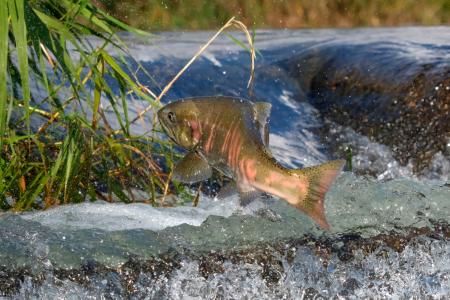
[24,0,72,93]
[8,0,31,131]
[0,4,9,146]
[63,136,75,201]
[225,32,262,57]
[19,170,47,209]
[100,50,155,103]
[92,4,150,37]
[92,57,103,129]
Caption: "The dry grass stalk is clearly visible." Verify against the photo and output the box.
[130,16,256,125]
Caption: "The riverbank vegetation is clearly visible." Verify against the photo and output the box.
[1,0,256,210]
[0,0,177,209]
[94,0,450,30]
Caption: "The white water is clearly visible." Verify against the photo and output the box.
[21,196,240,232]
[11,237,450,299]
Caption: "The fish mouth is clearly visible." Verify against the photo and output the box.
[157,108,168,128]
[157,109,168,132]
[156,107,165,123]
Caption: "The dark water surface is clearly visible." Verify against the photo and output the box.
[1,27,449,298]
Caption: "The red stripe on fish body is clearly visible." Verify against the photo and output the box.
[187,120,202,144]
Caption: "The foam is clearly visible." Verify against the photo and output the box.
[21,196,240,231]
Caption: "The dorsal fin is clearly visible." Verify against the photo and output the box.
[253,102,271,146]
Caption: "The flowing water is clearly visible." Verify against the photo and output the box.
[1,27,450,298]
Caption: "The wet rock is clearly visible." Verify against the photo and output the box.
[339,277,361,297]
[337,245,354,262]
[54,259,111,287]
[343,277,360,291]
[0,267,32,296]
[139,248,183,279]
[303,287,325,299]
[198,253,225,278]
[261,258,284,285]
[255,207,282,222]
[119,257,144,294]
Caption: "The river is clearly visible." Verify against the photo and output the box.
[1,27,449,299]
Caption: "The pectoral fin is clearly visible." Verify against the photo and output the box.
[253,102,271,146]
[173,152,212,183]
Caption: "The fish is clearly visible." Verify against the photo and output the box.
[157,97,345,229]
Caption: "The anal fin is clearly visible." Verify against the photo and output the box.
[217,181,262,207]
[237,183,262,207]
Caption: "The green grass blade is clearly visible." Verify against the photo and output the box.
[225,33,262,57]
[0,5,9,146]
[8,0,31,131]
[119,79,130,136]
[90,4,150,36]
[92,58,103,129]
[63,139,74,201]
[25,1,72,92]
[0,157,22,199]
[19,170,47,209]
[100,51,155,103]
[61,0,150,37]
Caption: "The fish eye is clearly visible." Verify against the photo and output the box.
[167,112,176,123]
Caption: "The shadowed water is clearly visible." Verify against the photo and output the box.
[2,27,450,298]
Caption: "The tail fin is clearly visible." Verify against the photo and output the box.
[292,160,345,230]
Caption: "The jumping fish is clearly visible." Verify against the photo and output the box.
[158,97,345,229]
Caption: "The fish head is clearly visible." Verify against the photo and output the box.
[157,101,201,150]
